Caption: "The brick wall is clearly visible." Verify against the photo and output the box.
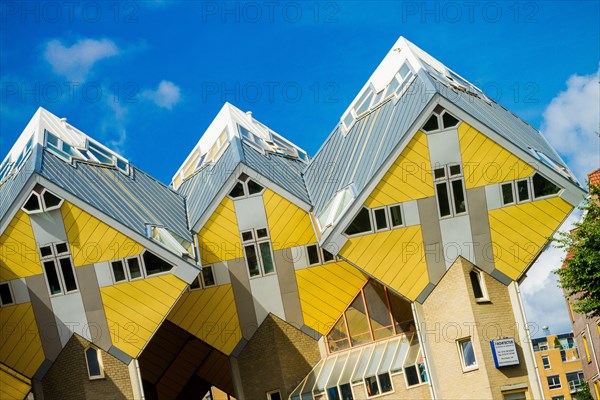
[41,334,134,400]
[236,314,321,400]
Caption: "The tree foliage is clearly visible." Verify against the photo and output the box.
[554,182,600,318]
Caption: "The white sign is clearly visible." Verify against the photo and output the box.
[490,338,520,368]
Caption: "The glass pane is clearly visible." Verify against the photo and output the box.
[344,208,372,236]
[346,295,371,346]
[501,183,514,205]
[44,260,62,295]
[374,209,388,231]
[326,353,349,389]
[399,64,410,79]
[517,180,530,202]
[202,266,215,286]
[419,361,428,383]
[532,173,561,198]
[469,271,484,299]
[40,245,53,258]
[142,252,173,275]
[245,245,260,277]
[442,112,460,128]
[229,182,245,198]
[339,349,361,384]
[86,348,102,377]
[378,339,399,373]
[322,249,335,263]
[355,91,374,115]
[364,376,379,397]
[127,257,142,279]
[339,384,353,400]
[43,191,62,208]
[385,77,400,97]
[111,261,127,282]
[302,362,324,396]
[422,115,439,132]
[378,373,392,393]
[434,168,445,180]
[389,291,414,333]
[315,357,337,394]
[436,182,451,217]
[256,228,268,238]
[364,282,393,340]
[343,113,354,128]
[451,179,467,214]
[461,340,476,367]
[55,243,68,254]
[23,194,41,212]
[365,342,387,377]
[352,347,372,383]
[389,206,403,227]
[247,179,263,195]
[259,242,275,274]
[242,231,253,242]
[326,387,339,400]
[0,283,13,305]
[390,334,413,373]
[307,245,320,265]
[190,275,201,289]
[405,365,420,386]
[449,165,461,176]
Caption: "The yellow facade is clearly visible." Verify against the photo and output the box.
[0,210,41,282]
[340,225,429,301]
[0,302,45,378]
[100,274,187,358]
[488,197,573,279]
[534,335,584,400]
[0,365,31,400]
[458,122,534,189]
[364,131,434,208]
[263,189,316,250]
[61,202,143,267]
[296,261,367,335]
[168,284,241,355]
[198,197,242,264]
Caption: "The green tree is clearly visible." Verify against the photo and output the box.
[553,336,563,350]
[554,182,600,318]
[575,381,594,400]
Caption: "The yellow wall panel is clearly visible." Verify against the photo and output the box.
[340,225,429,301]
[263,189,316,250]
[0,365,31,400]
[100,274,187,358]
[296,262,367,335]
[488,197,572,280]
[0,303,45,378]
[0,211,41,282]
[198,198,242,264]
[458,122,534,189]
[365,131,434,208]
[61,202,143,267]
[167,284,241,355]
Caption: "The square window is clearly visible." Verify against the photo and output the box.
[501,182,515,205]
[256,228,268,239]
[517,179,530,202]
[547,375,561,389]
[202,266,216,287]
[40,245,53,258]
[389,205,403,227]
[405,365,420,386]
[111,261,127,283]
[267,390,281,400]
[458,338,477,370]
[55,242,69,255]
[449,164,461,176]
[434,167,446,180]
[242,231,254,242]
[374,208,388,231]
[307,245,320,265]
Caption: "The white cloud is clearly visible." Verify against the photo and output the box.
[540,66,600,184]
[142,80,181,109]
[44,38,119,81]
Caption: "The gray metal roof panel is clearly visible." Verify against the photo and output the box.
[39,150,192,241]
[0,145,40,221]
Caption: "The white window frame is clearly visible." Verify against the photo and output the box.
[21,187,64,215]
[266,389,281,400]
[547,374,561,390]
[364,371,394,398]
[110,255,146,284]
[387,204,405,229]
[457,337,478,372]
[189,266,217,291]
[39,242,79,297]
[515,178,532,204]
[148,225,192,257]
[0,281,15,307]
[434,164,468,219]
[343,206,375,238]
[85,346,105,380]
[500,181,516,206]
[541,355,551,370]
[305,244,337,266]
[372,207,390,232]
[403,352,428,388]
[241,228,276,279]
[227,175,265,200]
[469,269,489,302]
[343,203,406,238]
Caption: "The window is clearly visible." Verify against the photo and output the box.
[228,175,264,199]
[241,228,275,278]
[551,396,564,400]
[318,185,356,230]
[110,252,173,284]
[516,179,530,202]
[373,207,388,231]
[566,371,584,393]
[364,372,393,397]
[266,390,281,400]
[344,207,373,236]
[458,338,477,371]
[501,182,515,205]
[40,243,78,296]
[21,186,64,215]
[547,375,561,390]
[306,244,336,266]
[541,355,551,369]
[583,334,591,363]
[501,173,562,207]
[0,282,14,306]
[532,173,561,198]
[469,270,488,301]
[421,107,461,133]
[149,226,193,257]
[85,347,104,379]
[142,251,173,276]
[434,164,467,218]
[344,204,405,237]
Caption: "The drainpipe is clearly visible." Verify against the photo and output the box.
[135,359,145,400]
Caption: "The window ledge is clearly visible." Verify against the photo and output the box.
[476,298,491,304]
[462,366,479,373]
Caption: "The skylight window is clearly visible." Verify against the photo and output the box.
[317,185,356,231]
[0,135,34,185]
[149,225,193,257]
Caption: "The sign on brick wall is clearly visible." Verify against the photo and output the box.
[490,338,520,368]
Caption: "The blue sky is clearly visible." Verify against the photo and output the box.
[1,1,599,336]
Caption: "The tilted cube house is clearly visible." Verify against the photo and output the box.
[0,37,586,400]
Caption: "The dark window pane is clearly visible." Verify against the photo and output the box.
[55,243,68,254]
[442,112,460,128]
[322,249,335,263]
[23,194,41,212]
[44,260,62,295]
[422,115,439,132]
[340,383,353,400]
[307,245,320,265]
[405,365,420,386]
[346,295,370,346]
[364,376,379,396]
[469,271,484,299]
[190,275,201,289]
[389,206,403,227]
[449,164,461,176]
[461,340,476,367]
[245,245,260,277]
[59,258,78,292]
[389,291,414,333]
[344,208,372,236]
[532,173,561,198]
[269,392,282,400]
[111,261,127,282]
[127,257,143,279]
[242,231,253,242]
[0,283,13,305]
[501,183,514,205]
[40,245,53,258]
[238,173,249,182]
[142,252,173,276]
[326,387,339,400]
[229,182,245,198]
[419,363,428,382]
[436,182,451,217]
[433,167,445,180]
[43,190,62,208]
[259,242,274,274]
[202,266,215,286]
[364,282,393,340]
[451,179,467,214]
[378,373,393,393]
[517,180,530,202]
[374,208,388,231]
[85,348,102,377]
[256,228,268,238]
[247,179,263,195]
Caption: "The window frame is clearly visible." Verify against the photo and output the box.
[343,204,405,239]
[39,242,79,297]
[305,244,337,266]
[364,371,394,398]
[241,228,276,279]
[266,389,282,400]
[547,374,561,390]
[85,346,105,380]
[0,281,15,307]
[457,337,478,372]
[541,354,551,370]
[469,269,489,302]
[500,181,516,206]
[110,255,146,284]
[227,176,265,200]
[201,265,217,288]
[434,164,468,219]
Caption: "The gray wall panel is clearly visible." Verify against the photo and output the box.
[76,264,112,351]
[228,258,258,340]
[417,197,445,285]
[466,187,495,274]
[25,274,63,361]
[274,250,304,328]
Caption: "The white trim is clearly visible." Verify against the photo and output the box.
[85,346,105,380]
